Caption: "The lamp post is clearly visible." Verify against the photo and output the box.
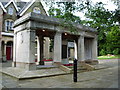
[73,59,77,82]
[73,40,77,82]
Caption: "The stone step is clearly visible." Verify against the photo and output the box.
[1,67,67,80]
[71,69,87,73]
[66,63,96,71]
[67,65,84,68]
[37,65,57,69]
[72,67,87,70]
[60,63,95,73]
[66,66,87,71]
[93,64,109,70]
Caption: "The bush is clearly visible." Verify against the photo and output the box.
[113,48,119,55]
[100,49,106,56]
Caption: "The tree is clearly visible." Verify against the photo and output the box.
[106,25,120,54]
[47,2,82,33]
[83,2,120,55]
[45,0,120,55]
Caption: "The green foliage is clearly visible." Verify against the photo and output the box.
[106,25,120,55]
[49,39,54,52]
[46,1,119,56]
[82,2,120,55]
[48,2,81,33]
[113,48,119,55]
[59,20,77,33]
[100,49,106,56]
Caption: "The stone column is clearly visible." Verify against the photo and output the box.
[53,32,62,63]
[37,36,44,65]
[44,37,50,59]
[37,36,40,65]
[3,41,7,61]
[77,35,85,61]
[14,30,36,70]
[12,33,17,67]
[92,36,97,60]
[4,41,7,56]
[0,12,3,61]
[0,39,2,61]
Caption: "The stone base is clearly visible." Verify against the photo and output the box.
[44,61,53,65]
[85,60,99,65]
[59,65,72,73]
[53,62,62,67]
[78,60,99,65]
[78,61,85,63]
[1,67,67,80]
[12,62,36,70]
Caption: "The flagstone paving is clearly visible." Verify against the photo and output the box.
[0,59,119,88]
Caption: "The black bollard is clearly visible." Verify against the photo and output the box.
[73,59,77,82]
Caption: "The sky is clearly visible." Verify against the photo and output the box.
[21,0,117,11]
[21,0,117,9]
[75,0,118,19]
[20,0,117,20]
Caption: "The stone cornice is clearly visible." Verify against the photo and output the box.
[14,12,98,34]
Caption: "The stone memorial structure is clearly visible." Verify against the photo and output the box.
[13,12,98,70]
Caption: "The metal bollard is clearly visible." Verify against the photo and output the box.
[73,59,77,82]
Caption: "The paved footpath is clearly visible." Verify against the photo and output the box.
[0,59,119,88]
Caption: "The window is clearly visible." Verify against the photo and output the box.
[33,7,40,14]
[5,20,14,31]
[8,7,13,15]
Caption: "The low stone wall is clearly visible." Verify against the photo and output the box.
[85,60,99,65]
[78,60,99,65]
[59,65,72,73]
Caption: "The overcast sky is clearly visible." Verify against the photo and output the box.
[21,0,117,11]
[1,0,117,20]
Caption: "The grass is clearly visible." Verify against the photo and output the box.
[97,55,120,59]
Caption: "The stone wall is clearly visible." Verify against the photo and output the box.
[0,8,3,32]
[0,8,3,60]
[22,2,47,16]
[3,3,17,32]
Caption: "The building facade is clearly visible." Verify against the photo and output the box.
[0,0,47,61]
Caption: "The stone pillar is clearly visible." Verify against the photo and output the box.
[13,30,36,70]
[4,41,7,56]
[92,36,97,60]
[37,36,40,65]
[0,39,1,61]
[53,32,62,63]
[37,36,44,65]
[77,35,85,61]
[12,33,17,67]
[44,37,50,59]
[3,41,7,61]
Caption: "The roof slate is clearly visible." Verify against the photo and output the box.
[18,1,32,16]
